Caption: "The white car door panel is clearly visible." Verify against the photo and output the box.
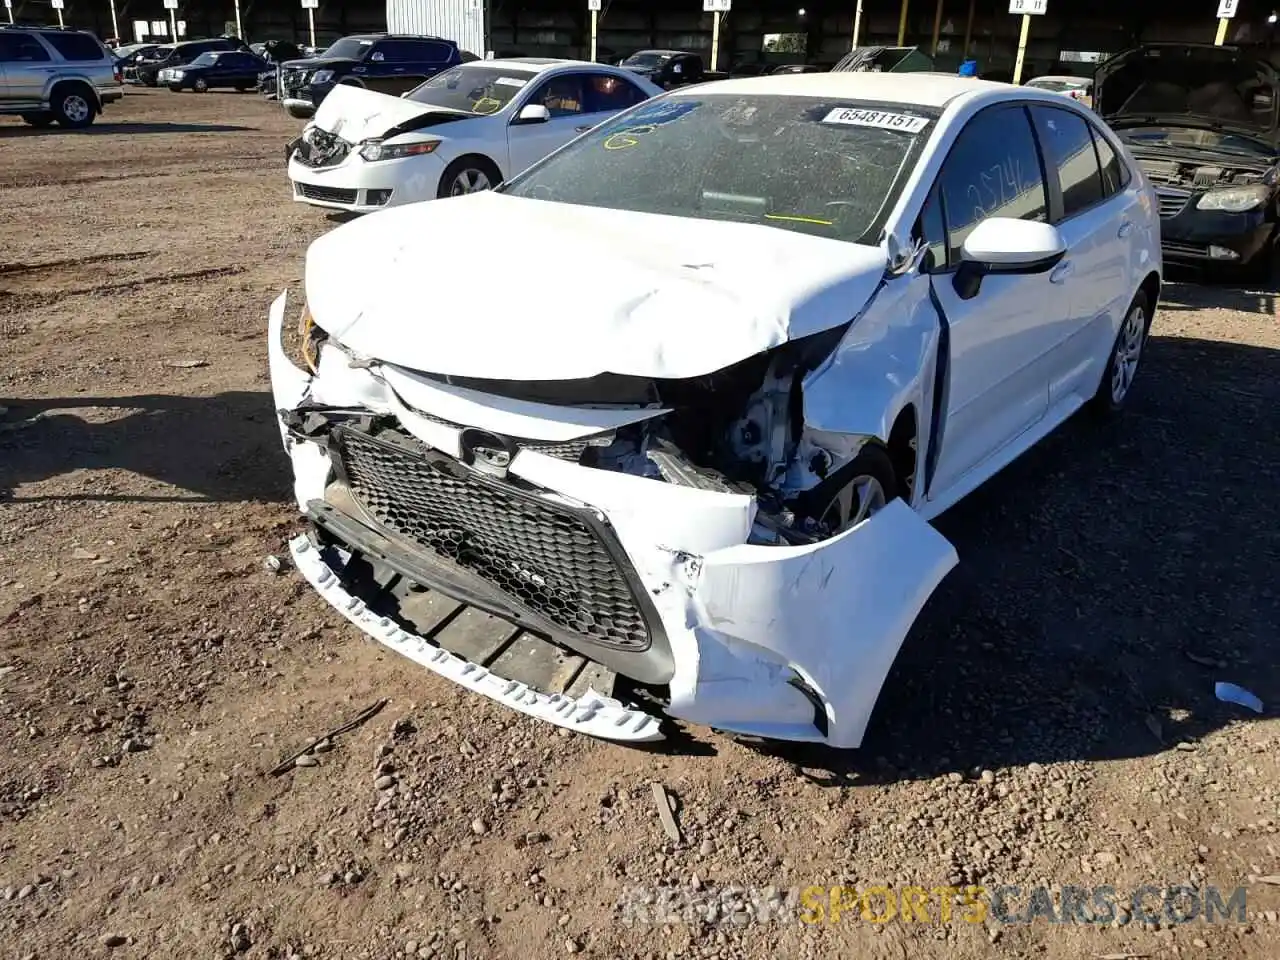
[922,104,1066,498]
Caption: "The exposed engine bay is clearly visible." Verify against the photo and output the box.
[298,318,875,550]
[1136,155,1268,189]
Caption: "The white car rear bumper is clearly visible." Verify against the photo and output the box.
[267,291,958,747]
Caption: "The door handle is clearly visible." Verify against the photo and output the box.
[1117,221,1134,238]
[1049,261,1074,284]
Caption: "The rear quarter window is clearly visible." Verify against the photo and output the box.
[41,32,106,62]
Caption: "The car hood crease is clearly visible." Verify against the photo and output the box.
[311,84,473,143]
[303,192,890,382]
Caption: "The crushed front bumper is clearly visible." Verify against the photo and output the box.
[267,291,958,746]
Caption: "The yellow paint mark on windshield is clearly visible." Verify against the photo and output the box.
[765,213,835,227]
[471,97,503,115]
[603,124,656,150]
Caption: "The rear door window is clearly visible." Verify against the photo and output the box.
[1090,126,1130,197]
[41,32,106,62]
[1030,105,1105,219]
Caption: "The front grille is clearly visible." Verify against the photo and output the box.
[1156,188,1191,219]
[296,183,358,204]
[280,68,307,99]
[335,426,652,652]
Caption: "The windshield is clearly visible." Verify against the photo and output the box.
[405,65,535,115]
[1113,124,1275,157]
[622,52,671,69]
[145,46,174,61]
[190,52,218,67]
[321,37,374,60]
[502,95,933,243]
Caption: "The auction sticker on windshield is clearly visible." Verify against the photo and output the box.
[495,77,528,87]
[821,108,929,133]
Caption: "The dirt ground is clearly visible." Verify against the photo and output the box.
[1,88,1278,960]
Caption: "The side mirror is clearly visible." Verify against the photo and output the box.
[953,217,1066,300]
[513,103,551,125]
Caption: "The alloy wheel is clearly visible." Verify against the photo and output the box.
[62,95,90,123]
[1110,304,1146,404]
[820,473,888,533]
[449,168,492,196]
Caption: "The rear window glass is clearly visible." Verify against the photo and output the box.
[42,32,106,62]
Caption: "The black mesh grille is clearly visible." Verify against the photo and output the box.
[336,427,651,652]
[296,183,358,204]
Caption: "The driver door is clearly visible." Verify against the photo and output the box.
[507,74,592,175]
[923,103,1072,500]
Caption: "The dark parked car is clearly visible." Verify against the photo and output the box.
[254,40,305,99]
[276,33,466,119]
[1095,42,1280,278]
[163,49,269,92]
[126,37,247,86]
[618,49,711,88]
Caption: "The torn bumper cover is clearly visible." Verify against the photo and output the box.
[268,292,959,747]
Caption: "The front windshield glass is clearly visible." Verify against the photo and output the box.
[622,52,671,69]
[321,37,374,60]
[502,95,933,243]
[405,65,535,115]
[1114,124,1274,157]
[190,53,218,67]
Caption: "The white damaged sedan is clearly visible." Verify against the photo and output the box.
[268,72,1162,747]
[287,59,662,213]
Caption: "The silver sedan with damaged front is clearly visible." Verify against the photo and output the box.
[267,71,1162,747]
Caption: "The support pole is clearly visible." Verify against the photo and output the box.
[109,0,120,41]
[57,7,65,27]
[1011,13,1030,85]
[234,0,243,40]
[168,8,177,40]
[852,0,864,47]
[930,0,944,56]
[897,0,909,46]
[963,0,975,58]
[308,8,316,48]
[710,10,720,73]
[1214,17,1230,45]
[590,9,598,62]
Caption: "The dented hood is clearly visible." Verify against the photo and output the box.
[304,192,889,381]
[310,83,473,144]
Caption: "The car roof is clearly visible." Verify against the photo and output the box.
[478,58,617,74]
[682,70,1012,107]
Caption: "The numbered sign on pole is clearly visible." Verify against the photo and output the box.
[704,0,731,11]
[163,0,177,9]
[1008,0,1047,13]
[1216,0,1239,17]
[50,0,64,8]
[301,0,318,8]
[587,0,600,9]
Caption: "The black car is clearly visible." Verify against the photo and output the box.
[1096,43,1280,277]
[618,49,708,88]
[253,41,305,99]
[164,49,269,92]
[127,37,247,86]
[276,33,466,119]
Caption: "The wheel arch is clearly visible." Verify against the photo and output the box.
[1139,270,1161,313]
[47,76,101,110]
[438,152,505,193]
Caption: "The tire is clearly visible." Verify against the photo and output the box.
[809,444,898,535]
[437,156,502,198]
[51,86,96,128]
[166,85,183,92]
[1089,290,1151,418]
[193,78,209,93]
[21,112,55,128]
[284,103,314,119]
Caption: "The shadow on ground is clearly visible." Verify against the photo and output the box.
[0,392,286,503]
[735,333,1280,781]
[0,122,255,138]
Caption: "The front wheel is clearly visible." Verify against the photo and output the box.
[193,78,209,93]
[437,157,502,198]
[1090,291,1151,418]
